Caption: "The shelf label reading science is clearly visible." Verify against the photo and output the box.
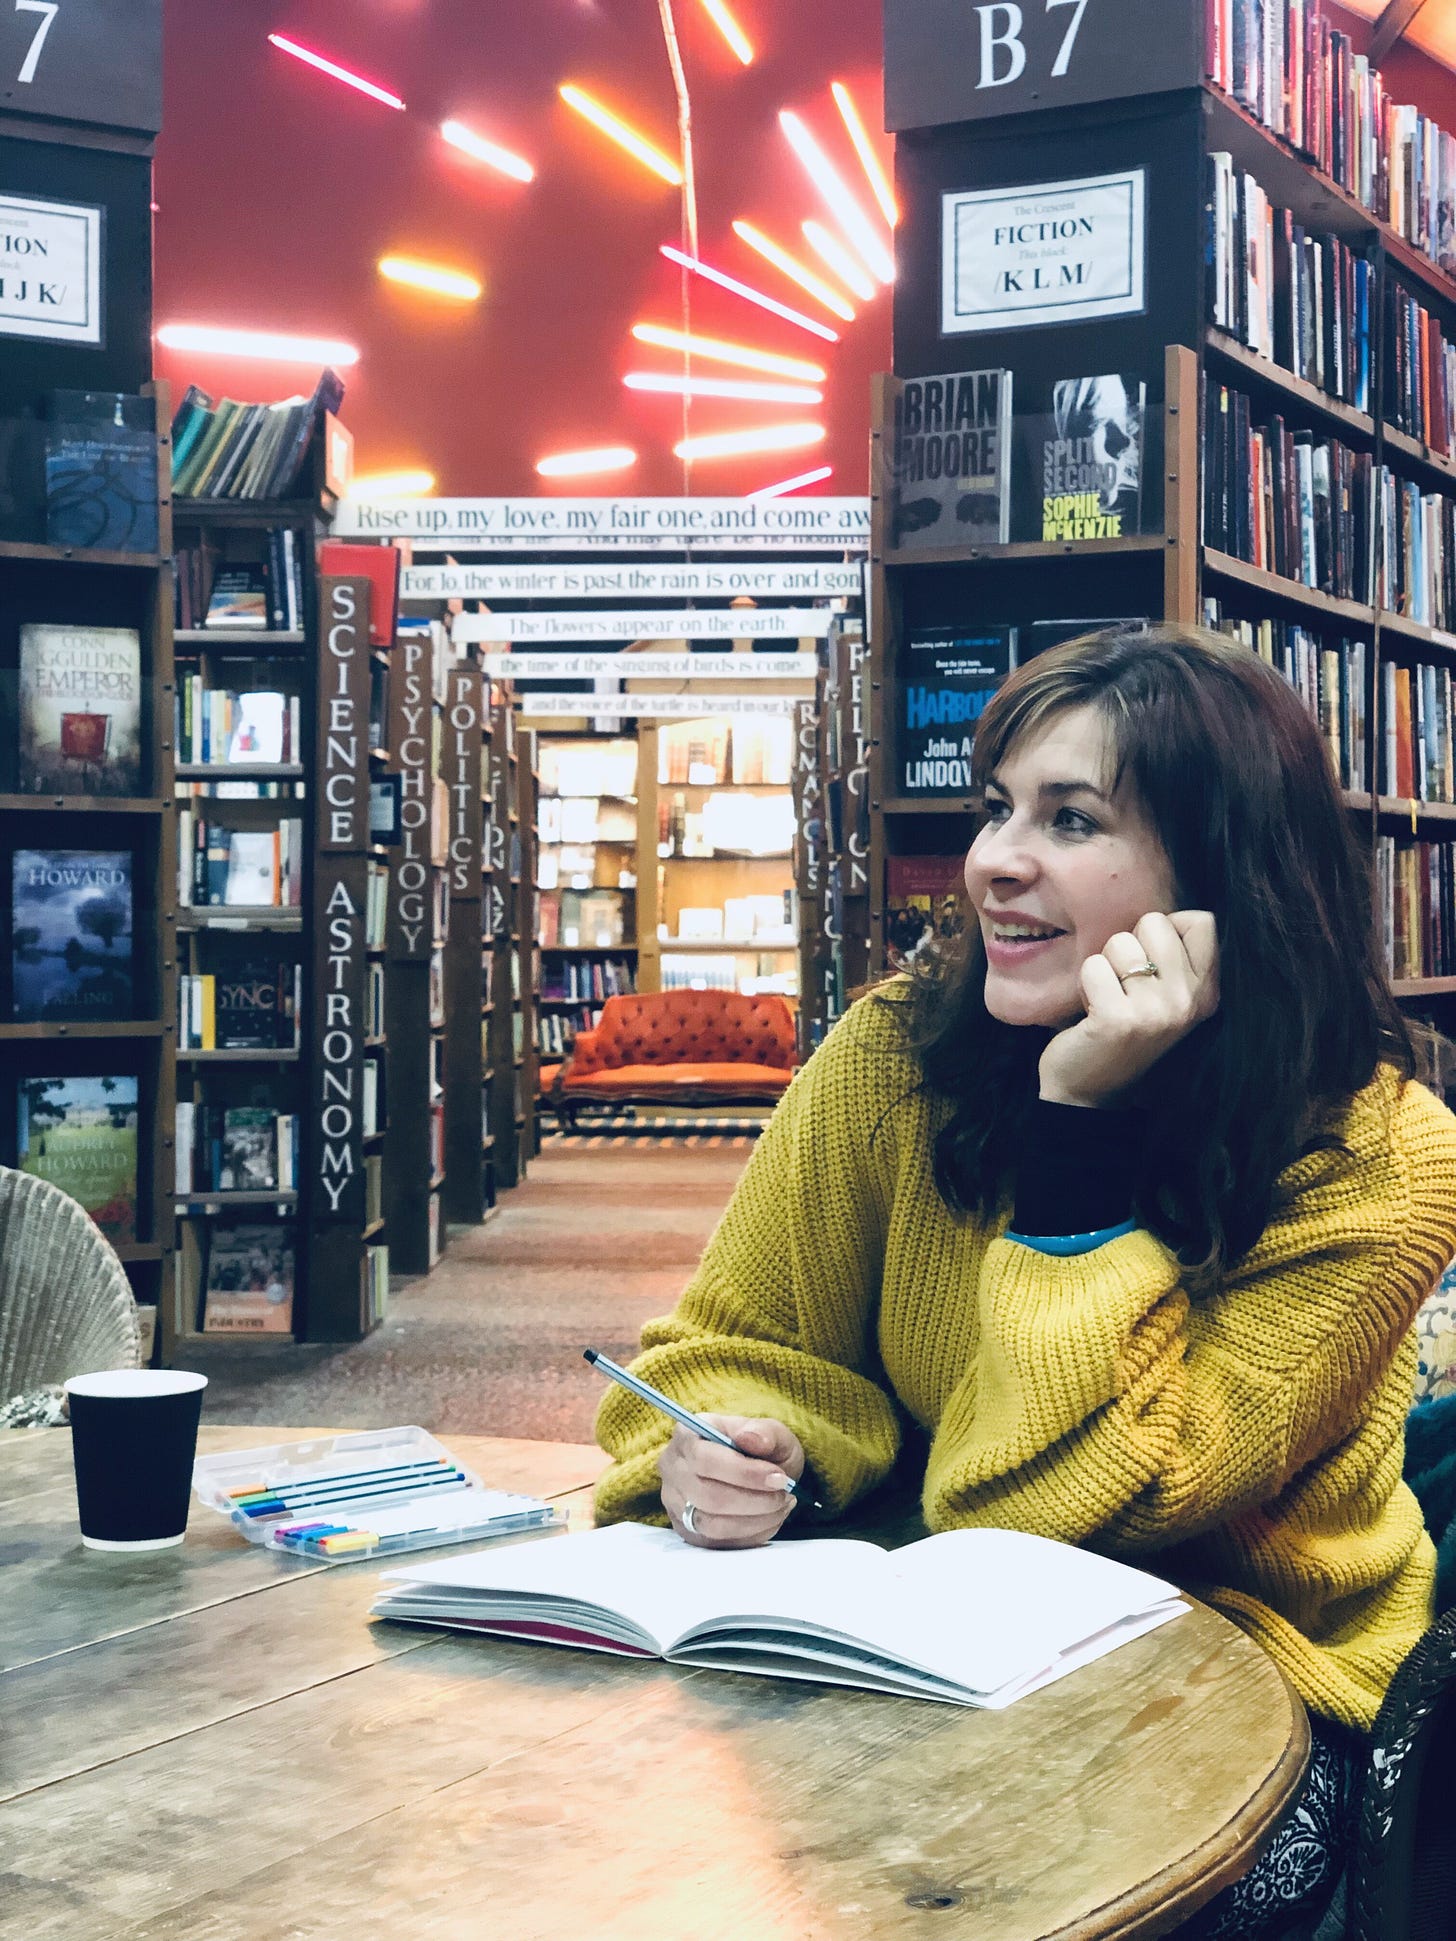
[337,497,871,552]
[898,627,1015,797]
[317,577,372,853]
[401,562,863,600]
[942,170,1145,335]
[0,193,102,345]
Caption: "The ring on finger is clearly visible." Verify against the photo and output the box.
[681,1499,700,1536]
[1117,959,1160,981]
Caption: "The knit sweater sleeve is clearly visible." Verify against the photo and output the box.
[925,1071,1456,1550]
[593,997,908,1527]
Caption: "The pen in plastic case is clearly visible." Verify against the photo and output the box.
[582,1348,825,1512]
[239,1472,469,1518]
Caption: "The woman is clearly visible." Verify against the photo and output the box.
[594,625,1456,1936]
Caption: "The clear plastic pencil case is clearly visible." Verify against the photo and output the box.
[192,1425,567,1560]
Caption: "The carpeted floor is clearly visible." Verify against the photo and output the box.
[182,1139,751,1441]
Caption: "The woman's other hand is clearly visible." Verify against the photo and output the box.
[659,1414,806,1548]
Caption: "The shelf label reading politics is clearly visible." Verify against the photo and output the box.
[0,193,102,346]
[401,562,863,600]
[336,497,871,552]
[889,369,1011,551]
[943,170,1145,335]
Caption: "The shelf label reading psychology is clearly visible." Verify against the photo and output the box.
[883,0,1199,133]
[478,651,816,682]
[516,692,799,717]
[388,625,435,959]
[312,853,368,1223]
[443,666,483,898]
[943,169,1146,335]
[0,192,102,345]
[336,496,871,552]
[401,562,863,600]
[454,608,833,644]
[316,576,372,853]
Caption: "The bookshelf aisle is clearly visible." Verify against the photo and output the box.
[482,691,538,1187]
[871,4,1456,1050]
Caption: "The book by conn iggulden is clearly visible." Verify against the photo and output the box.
[18,623,142,796]
[17,1074,138,1242]
[889,369,1012,552]
[11,849,134,1023]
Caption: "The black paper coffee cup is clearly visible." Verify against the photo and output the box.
[64,1370,208,1551]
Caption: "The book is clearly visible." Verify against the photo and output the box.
[372,1520,1186,1709]
[18,623,143,796]
[318,541,397,647]
[11,849,134,1022]
[219,1108,279,1191]
[205,567,269,628]
[202,1224,295,1334]
[885,854,966,963]
[44,390,159,555]
[889,369,1012,552]
[895,626,1014,798]
[1023,373,1147,541]
[215,959,297,1048]
[224,831,279,906]
[16,1074,138,1242]
[225,692,287,765]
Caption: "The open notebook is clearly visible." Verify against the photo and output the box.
[372,1522,1188,1708]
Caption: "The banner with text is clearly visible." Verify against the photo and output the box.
[337,496,871,551]
[454,608,831,643]
[400,561,863,600]
[517,692,798,717]
[942,169,1146,335]
[480,652,816,681]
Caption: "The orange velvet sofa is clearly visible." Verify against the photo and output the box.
[547,989,798,1123]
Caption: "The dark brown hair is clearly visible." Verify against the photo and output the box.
[896,623,1421,1276]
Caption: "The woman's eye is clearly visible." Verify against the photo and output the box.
[1055,808,1096,835]
[983,799,1009,823]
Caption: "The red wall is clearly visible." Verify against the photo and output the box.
[154,0,889,497]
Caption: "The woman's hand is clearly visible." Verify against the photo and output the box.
[659,1414,806,1549]
[1039,910,1220,1109]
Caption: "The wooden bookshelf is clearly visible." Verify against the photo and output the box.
[484,696,537,1188]
[441,663,491,1224]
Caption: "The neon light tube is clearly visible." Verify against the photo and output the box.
[631,324,825,381]
[698,0,754,63]
[378,256,483,301]
[440,119,535,183]
[559,85,683,185]
[349,472,436,500]
[625,372,823,404]
[731,220,855,322]
[779,110,895,284]
[156,324,361,366]
[802,220,876,301]
[673,422,825,461]
[748,465,835,498]
[660,244,840,343]
[267,34,405,110]
[536,447,638,477]
[831,82,898,227]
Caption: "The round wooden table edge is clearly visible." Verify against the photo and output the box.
[1047,1659,1312,1941]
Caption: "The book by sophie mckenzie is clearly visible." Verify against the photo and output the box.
[17,1074,138,1242]
[18,623,142,796]
[1023,373,1147,541]
[11,849,133,1022]
[889,370,1012,551]
[896,625,1015,798]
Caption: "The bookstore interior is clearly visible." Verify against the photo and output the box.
[5,0,1456,1363]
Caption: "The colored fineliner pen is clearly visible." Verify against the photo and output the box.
[229,1458,452,1500]
[582,1348,825,1512]
[239,1471,469,1518]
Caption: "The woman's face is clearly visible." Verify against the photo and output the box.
[964,704,1179,1029]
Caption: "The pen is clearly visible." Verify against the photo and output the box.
[583,1348,825,1512]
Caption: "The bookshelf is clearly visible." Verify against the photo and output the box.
[0,385,177,1357]
[484,694,538,1186]
[873,17,1456,1020]
[441,662,491,1224]
[796,614,872,1053]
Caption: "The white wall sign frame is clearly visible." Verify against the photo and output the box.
[0,192,103,346]
[479,652,817,681]
[942,168,1145,336]
[400,561,864,600]
[515,692,798,718]
[454,608,832,644]
[336,496,871,551]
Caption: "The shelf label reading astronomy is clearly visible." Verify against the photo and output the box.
[479,652,816,682]
[516,692,799,717]
[454,608,831,643]
[400,562,863,600]
[336,497,871,551]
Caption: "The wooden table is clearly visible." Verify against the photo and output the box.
[1,1425,1309,1941]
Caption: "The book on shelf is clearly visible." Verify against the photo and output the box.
[885,856,967,966]
[318,540,401,648]
[17,1074,138,1242]
[171,367,345,501]
[895,626,1014,799]
[202,959,300,1050]
[660,952,740,993]
[44,390,159,555]
[177,680,300,766]
[1376,834,1455,981]
[18,623,142,797]
[201,1224,295,1335]
[659,720,731,788]
[365,1243,390,1327]
[177,817,304,909]
[205,568,269,629]
[372,1520,1185,1709]
[1385,278,1455,452]
[11,850,133,1023]
[538,738,638,798]
[1019,374,1148,543]
[363,1057,384,1138]
[1204,599,1367,791]
[888,368,1012,551]
[174,528,304,633]
[174,1104,298,1194]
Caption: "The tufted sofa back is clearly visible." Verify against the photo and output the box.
[568,990,797,1075]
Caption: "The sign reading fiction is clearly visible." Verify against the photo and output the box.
[442,667,483,898]
[316,578,372,852]
[336,496,871,552]
[943,169,1146,336]
[0,192,102,345]
[388,627,436,959]
[479,651,815,682]
[453,608,833,644]
[883,0,1199,133]
[1,0,163,136]
[400,562,863,601]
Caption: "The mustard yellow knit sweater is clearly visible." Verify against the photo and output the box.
[595,986,1456,1730]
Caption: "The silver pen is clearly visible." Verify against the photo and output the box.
[583,1348,825,1511]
